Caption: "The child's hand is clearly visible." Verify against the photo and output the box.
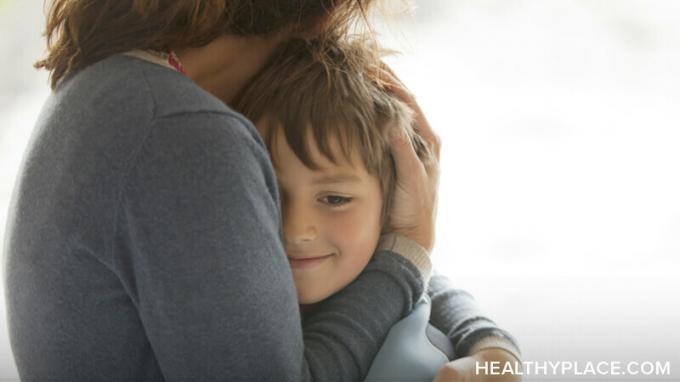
[382,66,441,252]
[433,349,522,382]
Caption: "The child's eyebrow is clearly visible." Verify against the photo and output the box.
[312,173,362,185]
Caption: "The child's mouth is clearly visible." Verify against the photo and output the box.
[287,253,335,269]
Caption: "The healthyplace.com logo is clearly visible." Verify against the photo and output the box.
[476,360,671,377]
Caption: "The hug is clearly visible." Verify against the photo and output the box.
[4,1,519,381]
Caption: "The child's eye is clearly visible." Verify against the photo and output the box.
[320,195,353,206]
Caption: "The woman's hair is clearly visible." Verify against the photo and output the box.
[36,0,373,89]
[235,35,430,224]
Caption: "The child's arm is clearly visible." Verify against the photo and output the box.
[428,273,522,381]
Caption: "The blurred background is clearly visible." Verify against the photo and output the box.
[1,1,679,380]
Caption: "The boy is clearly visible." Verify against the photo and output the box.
[236,36,521,380]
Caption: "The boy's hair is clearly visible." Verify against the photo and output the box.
[235,36,430,225]
[36,0,373,89]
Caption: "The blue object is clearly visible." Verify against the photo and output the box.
[365,296,455,382]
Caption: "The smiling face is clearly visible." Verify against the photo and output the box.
[237,37,428,304]
[270,130,384,304]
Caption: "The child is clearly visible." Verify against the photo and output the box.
[236,36,519,381]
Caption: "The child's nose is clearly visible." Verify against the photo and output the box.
[282,201,317,245]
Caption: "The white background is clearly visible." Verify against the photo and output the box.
[1,1,679,380]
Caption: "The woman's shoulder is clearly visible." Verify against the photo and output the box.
[46,53,271,199]
[55,53,264,158]
[60,54,236,120]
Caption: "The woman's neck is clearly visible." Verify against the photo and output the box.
[175,32,289,105]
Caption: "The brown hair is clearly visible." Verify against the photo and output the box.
[235,35,430,225]
[36,0,373,89]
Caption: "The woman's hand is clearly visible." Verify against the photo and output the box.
[383,67,441,252]
[433,349,522,382]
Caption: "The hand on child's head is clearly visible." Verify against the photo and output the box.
[378,65,441,252]
[238,36,441,254]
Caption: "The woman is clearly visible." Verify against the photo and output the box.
[4,1,519,381]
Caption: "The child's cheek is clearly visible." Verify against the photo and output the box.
[328,205,382,258]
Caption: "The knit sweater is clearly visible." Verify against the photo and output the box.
[4,54,517,381]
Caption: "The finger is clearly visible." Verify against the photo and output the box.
[429,132,441,161]
[390,128,425,183]
[379,65,418,111]
[381,64,441,160]
[432,364,463,382]
[423,153,440,183]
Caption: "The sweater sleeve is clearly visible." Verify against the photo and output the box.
[427,272,522,361]
[117,111,426,382]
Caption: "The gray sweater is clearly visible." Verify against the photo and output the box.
[4,55,516,381]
